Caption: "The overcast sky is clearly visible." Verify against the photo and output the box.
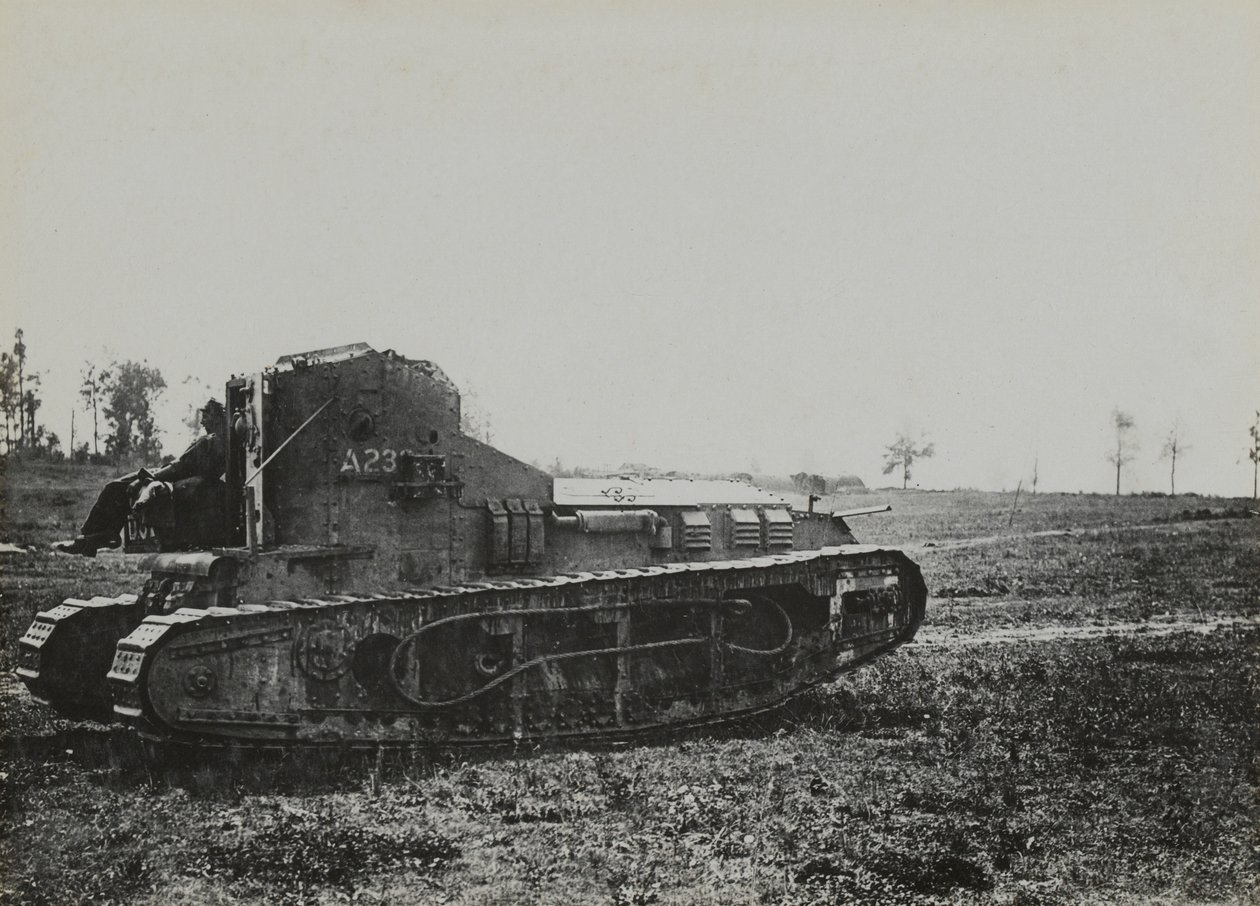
[3,1,1257,495]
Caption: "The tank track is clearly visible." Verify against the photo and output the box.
[104,546,925,748]
[18,594,141,722]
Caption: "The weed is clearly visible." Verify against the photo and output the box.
[189,809,457,900]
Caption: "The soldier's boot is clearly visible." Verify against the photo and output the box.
[51,533,118,557]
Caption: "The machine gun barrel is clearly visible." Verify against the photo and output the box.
[832,504,892,519]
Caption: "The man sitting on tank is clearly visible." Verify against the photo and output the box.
[52,399,227,557]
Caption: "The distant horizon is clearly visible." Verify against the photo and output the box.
[7,428,1253,502]
[2,331,1256,499]
[3,335,1257,500]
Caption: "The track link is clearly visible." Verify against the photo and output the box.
[18,594,141,722]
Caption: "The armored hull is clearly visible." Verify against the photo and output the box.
[20,344,926,748]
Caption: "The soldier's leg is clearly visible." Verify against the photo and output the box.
[53,472,139,555]
[80,472,140,539]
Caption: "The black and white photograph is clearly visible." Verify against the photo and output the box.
[1,2,1257,903]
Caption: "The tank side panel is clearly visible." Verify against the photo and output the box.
[329,355,464,588]
[793,512,858,547]
[452,435,553,502]
[264,362,335,548]
[533,506,860,575]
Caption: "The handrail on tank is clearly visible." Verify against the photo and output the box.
[244,396,336,486]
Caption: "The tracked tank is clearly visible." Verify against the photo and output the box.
[19,343,926,747]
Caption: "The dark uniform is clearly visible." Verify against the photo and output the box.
[54,400,226,556]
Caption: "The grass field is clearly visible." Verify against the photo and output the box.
[1,459,1257,905]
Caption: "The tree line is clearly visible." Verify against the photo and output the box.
[4,326,1258,498]
[880,409,1259,499]
[1106,407,1234,497]
[0,328,169,463]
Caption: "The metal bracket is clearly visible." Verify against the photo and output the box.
[390,453,464,500]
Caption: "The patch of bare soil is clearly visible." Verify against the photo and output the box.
[917,613,1260,648]
[909,512,1254,554]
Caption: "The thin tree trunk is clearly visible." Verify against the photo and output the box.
[1115,462,1121,496]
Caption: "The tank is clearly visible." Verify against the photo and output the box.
[19,343,926,747]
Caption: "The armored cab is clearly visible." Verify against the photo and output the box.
[20,343,925,747]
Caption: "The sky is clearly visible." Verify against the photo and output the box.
[2,1,1258,496]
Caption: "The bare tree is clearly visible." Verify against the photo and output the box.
[1105,408,1137,496]
[0,353,17,453]
[80,363,112,456]
[882,433,935,490]
[12,329,25,448]
[22,380,42,447]
[1159,422,1189,496]
[1249,411,1260,500]
[1031,455,1039,496]
[1,331,44,454]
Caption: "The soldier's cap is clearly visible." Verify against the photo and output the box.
[202,399,226,416]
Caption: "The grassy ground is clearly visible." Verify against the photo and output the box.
[1,459,1257,905]
[0,459,127,548]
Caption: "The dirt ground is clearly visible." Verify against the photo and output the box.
[1,460,1257,905]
